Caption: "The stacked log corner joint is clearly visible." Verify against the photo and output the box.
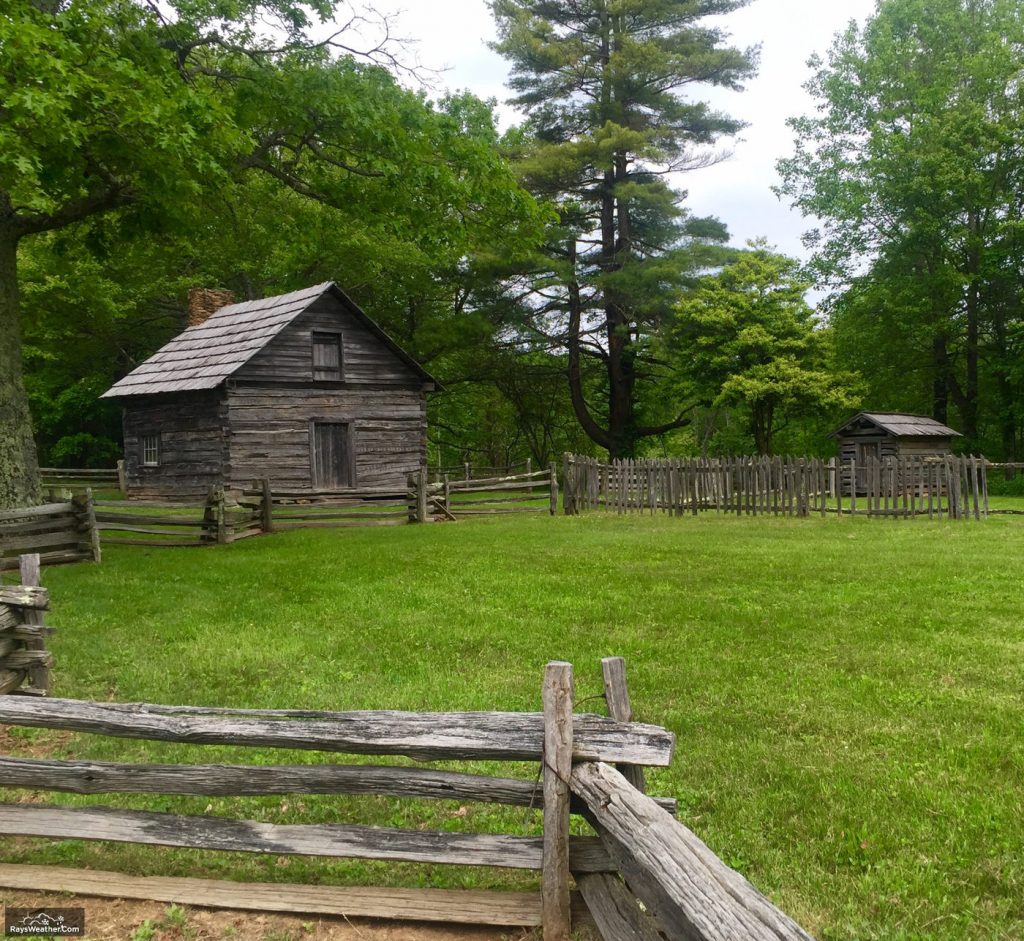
[0,554,54,696]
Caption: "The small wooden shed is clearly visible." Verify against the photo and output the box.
[829,411,961,493]
[102,283,438,500]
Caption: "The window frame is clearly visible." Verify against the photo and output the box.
[311,330,344,382]
[141,433,161,468]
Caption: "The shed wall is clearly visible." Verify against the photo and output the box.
[122,391,228,500]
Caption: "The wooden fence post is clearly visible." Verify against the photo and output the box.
[260,479,274,534]
[541,661,573,941]
[72,488,101,564]
[561,454,574,516]
[601,656,645,794]
[416,468,428,523]
[442,474,451,519]
[116,460,127,494]
[526,457,532,476]
[548,462,558,516]
[18,554,50,695]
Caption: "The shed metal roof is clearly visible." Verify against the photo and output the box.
[829,412,962,438]
[102,282,437,398]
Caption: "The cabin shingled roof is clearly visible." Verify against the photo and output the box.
[102,282,437,398]
[829,412,962,439]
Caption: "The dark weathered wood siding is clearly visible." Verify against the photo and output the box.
[233,297,419,387]
[225,386,425,491]
[226,297,427,491]
[121,293,429,497]
[837,432,953,494]
[122,391,229,500]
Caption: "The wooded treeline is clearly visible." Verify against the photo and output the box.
[5,0,1023,507]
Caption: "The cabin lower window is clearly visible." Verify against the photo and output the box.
[141,433,161,467]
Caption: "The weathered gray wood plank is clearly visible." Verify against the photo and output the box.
[0,697,675,765]
[0,755,673,812]
[0,864,543,927]
[0,803,613,872]
[0,586,49,610]
[576,872,663,941]
[570,762,815,941]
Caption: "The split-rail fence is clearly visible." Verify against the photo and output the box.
[0,493,101,571]
[563,453,989,521]
[39,463,125,494]
[0,554,53,696]
[410,465,558,521]
[0,657,812,940]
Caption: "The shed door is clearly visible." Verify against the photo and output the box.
[311,422,352,489]
[855,441,880,492]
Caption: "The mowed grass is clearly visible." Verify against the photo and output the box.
[2,511,1023,941]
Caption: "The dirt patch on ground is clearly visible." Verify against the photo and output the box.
[0,890,539,940]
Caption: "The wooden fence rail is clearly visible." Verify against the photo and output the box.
[411,466,558,521]
[39,462,125,494]
[563,453,988,521]
[95,486,260,547]
[0,494,101,570]
[0,657,814,940]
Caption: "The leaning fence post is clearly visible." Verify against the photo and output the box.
[260,479,274,534]
[18,553,50,695]
[549,462,558,516]
[542,660,573,941]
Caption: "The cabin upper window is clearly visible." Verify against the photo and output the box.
[141,433,161,467]
[312,332,342,381]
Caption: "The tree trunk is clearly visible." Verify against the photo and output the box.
[962,213,981,444]
[932,335,949,425]
[0,222,40,508]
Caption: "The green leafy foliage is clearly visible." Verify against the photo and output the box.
[668,244,861,453]
[489,0,758,457]
[777,0,1024,458]
[2,0,547,487]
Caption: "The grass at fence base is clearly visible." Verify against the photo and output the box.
[4,510,1024,941]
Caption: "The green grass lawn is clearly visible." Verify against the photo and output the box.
[2,510,1023,940]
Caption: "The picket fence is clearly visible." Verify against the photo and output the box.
[563,453,988,521]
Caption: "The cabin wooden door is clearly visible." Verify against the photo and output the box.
[311,422,352,490]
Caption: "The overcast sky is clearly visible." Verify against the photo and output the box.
[344,0,879,260]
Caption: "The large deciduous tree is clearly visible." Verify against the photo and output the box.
[490,0,757,458]
[0,0,543,507]
[668,243,860,454]
[777,0,1024,456]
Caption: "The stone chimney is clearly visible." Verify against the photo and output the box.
[187,287,237,327]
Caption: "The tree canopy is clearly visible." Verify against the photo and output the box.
[489,0,758,458]
[0,0,545,506]
[777,0,1024,458]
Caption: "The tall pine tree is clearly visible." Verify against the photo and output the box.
[491,0,757,457]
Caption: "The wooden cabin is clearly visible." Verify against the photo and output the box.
[102,283,437,500]
[829,412,961,494]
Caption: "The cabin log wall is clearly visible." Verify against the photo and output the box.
[121,392,229,501]
[120,294,429,498]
